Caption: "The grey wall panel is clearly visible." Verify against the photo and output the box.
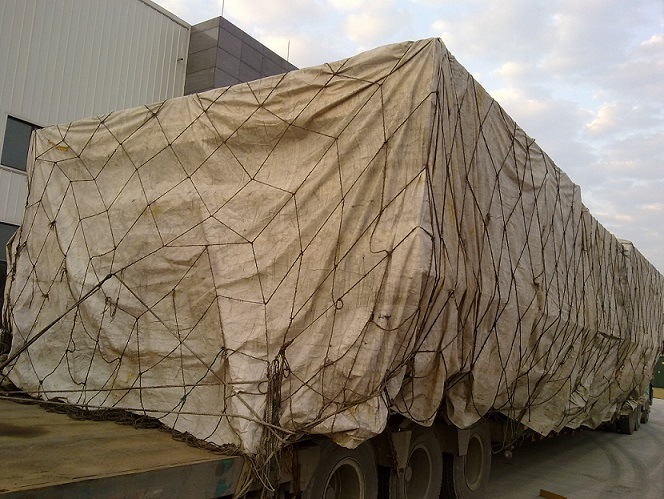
[0,168,27,226]
[186,16,297,95]
[238,62,262,84]
[0,0,190,226]
[184,68,216,95]
[241,43,263,72]
[216,50,241,79]
[1,0,189,127]
[190,26,220,54]
[219,28,243,59]
[187,47,217,74]
[214,70,241,89]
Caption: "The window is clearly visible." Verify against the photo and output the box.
[1,116,40,171]
[0,222,18,327]
[0,222,19,263]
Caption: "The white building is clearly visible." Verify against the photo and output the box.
[0,0,190,303]
[0,0,297,311]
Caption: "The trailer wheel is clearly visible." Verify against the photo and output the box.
[640,400,650,424]
[393,426,443,499]
[617,410,636,435]
[304,441,378,499]
[634,406,641,431]
[441,424,491,499]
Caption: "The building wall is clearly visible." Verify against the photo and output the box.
[0,2,298,313]
[0,0,191,227]
[185,17,297,94]
[0,0,191,313]
[0,0,189,130]
[0,0,189,224]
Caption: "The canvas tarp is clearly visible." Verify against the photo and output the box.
[3,38,664,458]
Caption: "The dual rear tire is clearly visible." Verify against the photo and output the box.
[304,424,491,499]
[303,442,378,499]
[394,427,443,499]
[640,399,650,424]
[617,406,640,435]
[396,424,491,498]
[441,424,492,499]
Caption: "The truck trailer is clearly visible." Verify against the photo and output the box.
[2,38,663,498]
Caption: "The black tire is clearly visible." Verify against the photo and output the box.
[441,423,491,499]
[617,410,636,435]
[601,420,618,433]
[640,400,650,424]
[392,426,443,499]
[304,441,378,499]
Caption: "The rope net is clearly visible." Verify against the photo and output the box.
[2,39,663,466]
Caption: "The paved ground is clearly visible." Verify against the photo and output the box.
[488,399,664,498]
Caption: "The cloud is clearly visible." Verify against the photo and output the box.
[584,177,664,272]
[596,36,664,103]
[585,103,622,136]
[639,202,664,213]
[430,0,556,65]
[585,102,663,140]
[487,75,597,178]
[151,0,664,272]
[640,33,664,53]
[155,0,221,24]
[599,133,664,178]
[194,1,349,67]
[588,103,663,138]
[344,3,411,46]
[329,0,366,11]
[222,0,332,45]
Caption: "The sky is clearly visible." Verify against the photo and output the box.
[155,0,664,273]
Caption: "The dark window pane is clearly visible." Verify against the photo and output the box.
[1,259,7,340]
[1,116,39,171]
[0,222,19,263]
[1,223,16,335]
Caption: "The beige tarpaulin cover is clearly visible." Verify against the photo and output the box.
[3,39,664,458]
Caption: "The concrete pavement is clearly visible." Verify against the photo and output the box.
[488,399,664,498]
